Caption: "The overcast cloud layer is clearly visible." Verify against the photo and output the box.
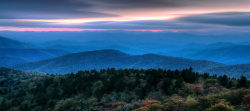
[0,0,250,33]
[179,12,250,26]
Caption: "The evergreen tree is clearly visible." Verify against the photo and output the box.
[219,75,229,87]
[0,99,8,111]
[161,78,172,94]
[237,76,248,88]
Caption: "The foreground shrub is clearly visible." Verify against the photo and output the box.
[206,103,233,111]
[133,103,163,111]
[54,98,78,111]
[164,95,184,111]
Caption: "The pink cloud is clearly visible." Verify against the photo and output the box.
[124,29,164,32]
[0,26,211,33]
[0,27,167,32]
[124,29,197,32]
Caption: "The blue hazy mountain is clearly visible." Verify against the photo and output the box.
[186,45,250,64]
[0,48,71,67]
[13,49,226,74]
[203,64,250,78]
[2,35,249,65]
[0,37,71,67]
[0,35,248,77]
[0,36,37,49]
[2,31,250,44]
[45,45,91,52]
[13,50,249,78]
[164,44,250,65]
[0,48,71,61]
[39,40,149,54]
[182,42,237,49]
[0,57,29,67]
[40,40,250,65]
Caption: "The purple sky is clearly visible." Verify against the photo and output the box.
[0,0,249,35]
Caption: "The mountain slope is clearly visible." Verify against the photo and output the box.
[203,64,250,78]
[13,50,226,74]
[0,67,43,87]
[188,45,250,64]
[164,45,250,64]
[0,36,37,49]
[0,48,71,67]
[182,42,237,49]
[0,57,29,67]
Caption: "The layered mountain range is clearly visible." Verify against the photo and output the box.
[0,36,249,78]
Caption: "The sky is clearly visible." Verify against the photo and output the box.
[0,0,250,42]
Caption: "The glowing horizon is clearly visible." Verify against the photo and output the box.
[0,26,209,32]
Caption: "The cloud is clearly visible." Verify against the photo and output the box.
[0,11,118,19]
[178,12,250,26]
[0,0,118,19]
[1,0,250,20]
[90,0,250,9]
[0,19,234,33]
[0,27,115,32]
[0,19,212,30]
[0,0,250,34]
[90,0,181,9]
[0,12,249,34]
[0,26,207,33]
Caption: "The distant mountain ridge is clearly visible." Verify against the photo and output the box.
[39,39,250,65]
[0,36,37,49]
[13,50,250,78]
[0,48,71,60]
[1,36,249,78]
[12,49,226,74]
[0,48,71,67]
[164,44,250,64]
[182,42,237,49]
[0,57,29,67]
[188,45,250,64]
[203,64,250,78]
[0,36,71,67]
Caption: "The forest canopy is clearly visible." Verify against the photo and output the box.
[0,67,249,111]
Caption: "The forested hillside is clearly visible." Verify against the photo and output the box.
[0,67,249,111]
[12,50,225,74]
[13,50,250,78]
[0,67,43,87]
